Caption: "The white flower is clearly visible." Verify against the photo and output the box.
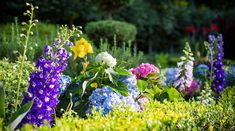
[95,51,117,67]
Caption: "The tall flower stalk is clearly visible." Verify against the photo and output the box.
[15,3,38,111]
[206,34,225,94]
[19,26,81,127]
[174,43,194,93]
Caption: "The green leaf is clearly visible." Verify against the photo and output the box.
[0,82,5,118]
[159,92,169,102]
[82,72,98,96]
[110,81,129,96]
[8,100,34,130]
[166,88,184,101]
[114,68,131,76]
[137,80,148,93]
[146,72,160,80]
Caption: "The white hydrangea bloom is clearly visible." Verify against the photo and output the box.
[95,51,117,67]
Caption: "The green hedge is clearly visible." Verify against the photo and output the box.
[21,100,234,130]
[0,59,35,119]
[85,20,137,46]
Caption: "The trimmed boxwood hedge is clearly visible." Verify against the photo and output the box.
[85,20,137,46]
[21,99,235,130]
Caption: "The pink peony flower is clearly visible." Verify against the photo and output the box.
[131,63,160,79]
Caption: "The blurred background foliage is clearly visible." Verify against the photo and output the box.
[1,0,235,60]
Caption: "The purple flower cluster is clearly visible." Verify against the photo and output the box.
[19,39,72,127]
[208,34,225,92]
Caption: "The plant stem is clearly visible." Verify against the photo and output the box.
[15,6,34,111]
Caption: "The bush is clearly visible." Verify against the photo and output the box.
[21,101,234,130]
[85,20,137,46]
[219,86,235,108]
[0,59,35,118]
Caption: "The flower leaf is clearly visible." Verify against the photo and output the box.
[114,68,131,76]
[8,100,34,130]
[109,81,129,96]
[137,80,148,93]
[82,72,98,96]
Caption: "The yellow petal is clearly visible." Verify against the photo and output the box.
[90,83,98,88]
[84,42,93,53]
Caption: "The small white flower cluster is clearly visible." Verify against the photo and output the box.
[95,51,117,68]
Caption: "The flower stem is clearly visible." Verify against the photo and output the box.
[15,5,35,111]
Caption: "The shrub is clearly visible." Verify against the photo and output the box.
[219,86,235,108]
[0,59,35,118]
[85,20,137,46]
[21,101,234,130]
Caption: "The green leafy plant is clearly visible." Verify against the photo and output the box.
[0,59,35,119]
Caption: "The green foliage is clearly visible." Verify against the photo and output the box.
[85,20,137,46]
[219,86,235,108]
[22,101,234,130]
[0,59,35,120]
[0,21,58,61]
[96,39,146,69]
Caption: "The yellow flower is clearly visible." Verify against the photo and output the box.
[90,83,98,88]
[70,38,93,59]
[80,61,89,74]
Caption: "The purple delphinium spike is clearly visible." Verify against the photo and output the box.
[19,39,71,127]
[207,34,225,92]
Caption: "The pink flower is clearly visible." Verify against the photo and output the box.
[137,97,149,111]
[131,63,160,79]
[138,97,149,104]
[185,80,200,96]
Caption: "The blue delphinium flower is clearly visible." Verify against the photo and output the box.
[87,75,140,115]
[208,34,225,92]
[19,39,71,127]
[164,68,179,86]
[225,66,235,86]
[58,75,72,95]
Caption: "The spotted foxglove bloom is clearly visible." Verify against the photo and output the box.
[207,34,225,92]
[19,39,71,127]
[174,43,194,93]
[95,51,117,67]
[131,63,160,79]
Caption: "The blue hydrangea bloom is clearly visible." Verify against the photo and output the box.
[87,75,140,115]
[225,66,235,86]
[58,75,72,95]
[195,64,209,76]
[164,68,179,86]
